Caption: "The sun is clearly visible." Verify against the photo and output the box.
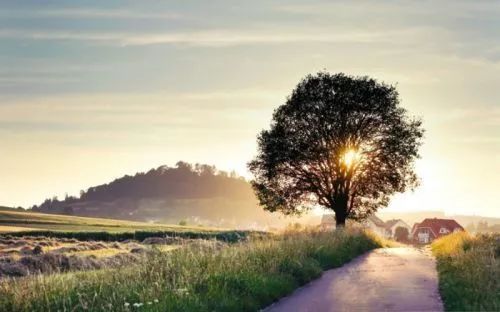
[342,149,361,167]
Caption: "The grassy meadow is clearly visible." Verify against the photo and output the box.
[432,231,499,311]
[0,229,385,311]
[0,210,223,232]
[0,210,251,242]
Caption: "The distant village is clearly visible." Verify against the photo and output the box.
[320,214,465,244]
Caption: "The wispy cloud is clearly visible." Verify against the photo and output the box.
[0,8,182,20]
[0,76,80,85]
[0,27,437,47]
[276,1,500,18]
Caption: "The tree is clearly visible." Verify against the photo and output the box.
[248,72,424,226]
[394,226,410,242]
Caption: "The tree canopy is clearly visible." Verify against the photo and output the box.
[249,72,424,226]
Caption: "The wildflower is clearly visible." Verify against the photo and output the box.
[124,302,130,307]
[133,302,144,308]
[153,299,159,303]
[174,288,189,295]
[147,301,153,305]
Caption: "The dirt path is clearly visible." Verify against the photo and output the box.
[264,247,443,312]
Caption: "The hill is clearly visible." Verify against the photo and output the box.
[29,162,287,229]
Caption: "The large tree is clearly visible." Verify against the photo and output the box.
[248,72,424,226]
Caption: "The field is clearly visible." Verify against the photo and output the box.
[0,226,39,233]
[0,210,224,233]
[0,210,250,242]
[0,228,385,311]
[432,232,500,311]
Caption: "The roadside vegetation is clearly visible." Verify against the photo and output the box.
[0,229,385,311]
[432,232,499,311]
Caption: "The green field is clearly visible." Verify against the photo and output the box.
[0,210,223,233]
[0,210,253,242]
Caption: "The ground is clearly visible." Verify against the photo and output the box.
[265,247,443,312]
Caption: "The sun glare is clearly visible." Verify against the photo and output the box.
[342,149,361,167]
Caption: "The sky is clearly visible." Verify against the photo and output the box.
[0,0,499,217]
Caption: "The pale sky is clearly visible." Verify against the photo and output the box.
[0,1,499,217]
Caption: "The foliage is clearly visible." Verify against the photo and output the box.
[432,232,499,311]
[249,72,423,225]
[30,162,257,223]
[0,230,383,311]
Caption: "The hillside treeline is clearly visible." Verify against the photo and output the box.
[30,162,283,228]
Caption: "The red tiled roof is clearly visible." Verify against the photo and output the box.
[412,218,464,238]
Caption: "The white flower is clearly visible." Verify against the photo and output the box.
[147,302,152,305]
[133,302,144,307]
[124,302,130,307]
[153,299,159,303]
[174,288,189,295]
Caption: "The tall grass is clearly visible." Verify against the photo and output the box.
[0,229,383,311]
[432,232,499,311]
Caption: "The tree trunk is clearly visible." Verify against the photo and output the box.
[335,212,346,228]
[334,195,349,228]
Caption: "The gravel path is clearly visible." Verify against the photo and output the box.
[264,247,443,312]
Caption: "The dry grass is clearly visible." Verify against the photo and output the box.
[0,237,165,278]
[0,226,38,233]
[68,248,127,258]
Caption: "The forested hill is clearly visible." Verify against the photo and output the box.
[31,162,282,228]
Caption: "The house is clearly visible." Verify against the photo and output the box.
[385,219,411,240]
[319,214,408,240]
[363,215,391,238]
[411,218,464,244]
[320,214,336,231]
